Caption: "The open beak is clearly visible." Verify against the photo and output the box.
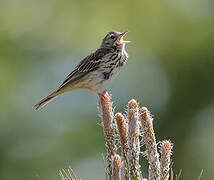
[117,31,131,44]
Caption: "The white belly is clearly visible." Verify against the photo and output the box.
[100,67,121,87]
[78,66,121,91]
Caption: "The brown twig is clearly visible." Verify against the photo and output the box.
[115,112,129,180]
[127,99,141,180]
[112,154,122,180]
[140,107,161,180]
[160,140,173,180]
[59,92,175,180]
[98,90,117,179]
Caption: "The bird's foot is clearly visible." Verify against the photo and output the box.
[85,88,111,102]
[98,90,111,102]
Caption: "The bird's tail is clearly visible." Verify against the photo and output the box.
[33,91,59,110]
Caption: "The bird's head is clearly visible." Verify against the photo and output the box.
[101,31,130,50]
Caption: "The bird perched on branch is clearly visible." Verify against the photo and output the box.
[34,31,130,110]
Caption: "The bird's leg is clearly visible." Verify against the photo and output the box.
[85,88,110,102]
[85,87,99,96]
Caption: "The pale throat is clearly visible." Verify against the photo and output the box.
[117,43,126,52]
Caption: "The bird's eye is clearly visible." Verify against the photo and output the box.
[110,35,115,39]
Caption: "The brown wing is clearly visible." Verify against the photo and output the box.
[59,48,110,89]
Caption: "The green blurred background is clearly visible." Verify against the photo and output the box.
[0,0,214,179]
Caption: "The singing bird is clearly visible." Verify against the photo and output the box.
[34,31,130,110]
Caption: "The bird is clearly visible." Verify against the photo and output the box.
[33,31,130,110]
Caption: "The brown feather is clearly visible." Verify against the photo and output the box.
[59,47,111,88]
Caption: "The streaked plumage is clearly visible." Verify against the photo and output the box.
[34,31,130,110]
